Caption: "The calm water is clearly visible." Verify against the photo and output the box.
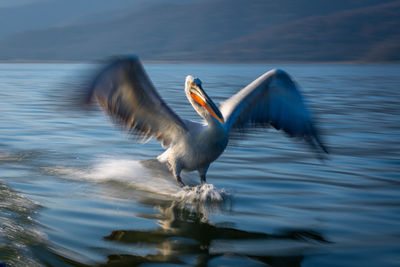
[0,63,399,266]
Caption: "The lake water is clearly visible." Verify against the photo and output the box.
[0,62,399,266]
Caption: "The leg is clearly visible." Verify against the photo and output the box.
[172,161,185,187]
[198,165,209,185]
[174,174,185,187]
[200,174,206,184]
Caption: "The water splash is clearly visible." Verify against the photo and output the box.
[173,184,232,221]
[175,183,229,202]
[46,158,230,203]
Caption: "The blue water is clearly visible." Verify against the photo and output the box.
[0,63,399,266]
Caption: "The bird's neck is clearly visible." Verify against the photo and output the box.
[202,112,221,127]
[201,115,228,156]
[204,114,226,137]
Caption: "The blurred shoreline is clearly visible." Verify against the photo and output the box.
[0,59,399,64]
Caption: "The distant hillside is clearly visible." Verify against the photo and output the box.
[221,1,400,62]
[0,0,398,62]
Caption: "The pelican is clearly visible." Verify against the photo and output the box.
[83,56,327,187]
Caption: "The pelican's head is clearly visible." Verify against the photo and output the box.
[185,75,225,124]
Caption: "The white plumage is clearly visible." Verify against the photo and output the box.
[83,56,327,186]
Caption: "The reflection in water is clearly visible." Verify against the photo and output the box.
[103,200,329,266]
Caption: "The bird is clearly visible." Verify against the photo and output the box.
[82,55,327,187]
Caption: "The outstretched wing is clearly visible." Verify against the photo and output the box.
[84,56,188,147]
[220,69,327,154]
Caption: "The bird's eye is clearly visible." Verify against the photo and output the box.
[190,81,196,87]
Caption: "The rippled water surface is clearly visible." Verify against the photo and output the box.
[0,63,399,266]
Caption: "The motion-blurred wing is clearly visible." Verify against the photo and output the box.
[84,56,188,147]
[220,69,327,153]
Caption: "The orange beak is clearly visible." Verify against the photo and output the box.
[189,80,225,124]
[190,92,225,123]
